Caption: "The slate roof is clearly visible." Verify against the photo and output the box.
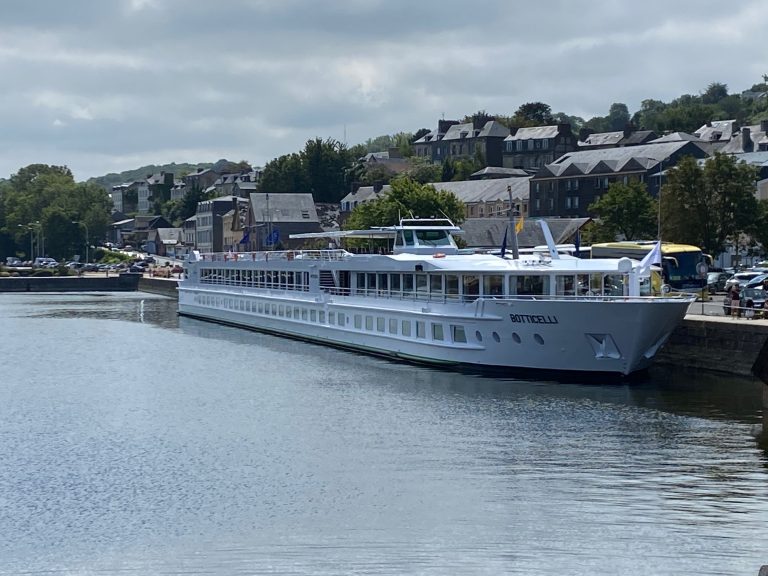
[533,141,710,179]
[429,177,531,203]
[621,130,658,145]
[506,125,560,141]
[648,132,702,143]
[477,120,511,138]
[471,167,530,178]
[720,124,768,153]
[155,228,183,245]
[461,217,589,248]
[340,185,391,206]
[694,120,736,142]
[248,193,319,223]
[579,131,624,147]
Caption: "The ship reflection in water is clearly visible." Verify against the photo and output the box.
[0,292,766,576]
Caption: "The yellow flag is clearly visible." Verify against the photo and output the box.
[515,215,524,234]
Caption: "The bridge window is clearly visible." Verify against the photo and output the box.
[432,323,444,341]
[445,275,460,299]
[483,275,504,296]
[463,275,479,300]
[451,325,467,343]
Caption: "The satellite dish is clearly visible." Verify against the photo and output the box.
[618,257,633,273]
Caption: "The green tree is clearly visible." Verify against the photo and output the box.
[661,154,758,256]
[588,180,657,241]
[441,158,456,182]
[513,102,554,126]
[404,158,441,184]
[702,82,728,104]
[344,176,464,231]
[607,102,630,131]
[259,153,309,194]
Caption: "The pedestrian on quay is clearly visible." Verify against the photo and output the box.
[745,298,755,319]
[731,283,742,318]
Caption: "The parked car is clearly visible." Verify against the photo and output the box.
[744,273,768,289]
[706,272,731,294]
[724,272,763,292]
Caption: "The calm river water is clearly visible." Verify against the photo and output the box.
[1,292,767,575]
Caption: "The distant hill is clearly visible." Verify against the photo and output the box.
[86,159,254,191]
[87,162,214,191]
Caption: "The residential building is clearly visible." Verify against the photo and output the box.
[244,193,322,250]
[430,176,530,220]
[110,180,148,214]
[145,172,174,214]
[720,120,768,154]
[340,183,391,213]
[146,228,183,258]
[529,140,710,218]
[413,119,510,166]
[503,124,577,171]
[694,120,738,146]
[196,196,248,253]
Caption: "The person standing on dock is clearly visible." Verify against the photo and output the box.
[731,283,742,318]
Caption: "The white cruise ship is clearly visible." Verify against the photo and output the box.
[178,219,694,376]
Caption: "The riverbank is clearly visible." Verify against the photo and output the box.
[0,273,141,292]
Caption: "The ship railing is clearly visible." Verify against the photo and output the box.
[199,249,352,263]
[319,287,690,304]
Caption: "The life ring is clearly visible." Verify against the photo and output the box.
[433,253,446,258]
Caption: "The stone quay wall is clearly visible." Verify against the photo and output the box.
[656,316,768,380]
[0,273,140,292]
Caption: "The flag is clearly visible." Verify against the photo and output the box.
[500,226,508,259]
[637,241,662,274]
[515,215,524,235]
[265,228,280,246]
[574,229,581,258]
[238,230,250,244]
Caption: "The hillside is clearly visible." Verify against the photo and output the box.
[87,161,214,191]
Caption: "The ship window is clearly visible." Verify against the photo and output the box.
[338,312,345,326]
[451,325,467,343]
[285,307,291,318]
[271,304,277,315]
[432,323,444,341]
[356,273,366,290]
[556,275,576,296]
[403,229,415,246]
[515,275,550,296]
[402,320,412,337]
[445,275,460,299]
[301,308,308,320]
[278,305,284,317]
[367,273,377,294]
[294,307,300,318]
[475,330,483,342]
[354,314,362,329]
[390,274,401,294]
[483,275,504,296]
[416,274,428,296]
[389,318,398,334]
[512,332,522,343]
[310,310,317,322]
[378,274,388,294]
[319,311,326,323]
[403,274,415,296]
[534,334,544,345]
[365,316,373,330]
[416,321,426,339]
[463,275,479,300]
[258,303,264,313]
[376,317,385,332]
[492,332,501,342]
[430,274,443,295]
[329,312,335,325]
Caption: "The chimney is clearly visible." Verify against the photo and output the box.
[742,127,754,152]
[761,119,768,133]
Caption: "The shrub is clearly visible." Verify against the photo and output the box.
[31,269,54,277]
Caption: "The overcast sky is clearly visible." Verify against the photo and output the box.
[1,0,766,181]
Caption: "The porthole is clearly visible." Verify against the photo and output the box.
[534,334,544,345]
[512,332,521,344]
[492,332,500,343]
[475,330,483,342]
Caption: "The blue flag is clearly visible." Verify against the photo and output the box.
[574,229,581,258]
[500,226,508,259]
[239,230,250,244]
[265,228,280,246]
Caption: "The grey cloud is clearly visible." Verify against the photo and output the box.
[0,0,765,180]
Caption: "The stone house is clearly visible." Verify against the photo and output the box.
[503,124,577,171]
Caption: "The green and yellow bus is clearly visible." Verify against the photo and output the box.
[590,241,711,293]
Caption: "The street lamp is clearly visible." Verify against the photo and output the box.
[72,221,89,264]
[18,221,40,260]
